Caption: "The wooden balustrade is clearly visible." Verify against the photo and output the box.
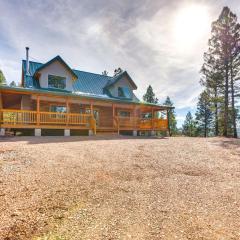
[0,109,95,131]
[0,109,168,132]
[153,118,168,130]
[117,116,140,129]
[0,109,37,125]
[116,116,168,130]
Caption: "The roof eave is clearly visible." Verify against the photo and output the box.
[33,56,78,80]
[104,71,137,90]
[0,86,172,109]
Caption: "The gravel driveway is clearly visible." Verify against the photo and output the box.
[0,136,239,240]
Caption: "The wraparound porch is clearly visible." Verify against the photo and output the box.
[0,89,170,136]
[0,109,168,136]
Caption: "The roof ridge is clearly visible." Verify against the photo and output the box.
[22,59,113,79]
[22,59,43,65]
[73,69,113,78]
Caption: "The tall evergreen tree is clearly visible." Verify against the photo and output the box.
[195,91,213,137]
[163,96,177,135]
[182,112,197,137]
[201,52,224,136]
[0,69,6,85]
[143,85,158,103]
[201,6,240,137]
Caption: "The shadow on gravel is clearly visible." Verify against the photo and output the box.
[0,135,169,144]
[210,138,240,156]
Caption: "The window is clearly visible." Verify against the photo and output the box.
[119,111,130,117]
[48,75,66,89]
[50,105,67,113]
[118,87,132,98]
[141,113,152,119]
[118,87,124,97]
[49,105,66,119]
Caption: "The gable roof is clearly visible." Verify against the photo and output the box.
[104,71,137,90]
[22,59,138,95]
[72,69,112,95]
[22,60,140,101]
[33,55,78,80]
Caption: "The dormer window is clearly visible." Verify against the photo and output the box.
[48,74,66,89]
[118,87,132,98]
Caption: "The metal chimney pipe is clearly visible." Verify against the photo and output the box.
[26,47,30,75]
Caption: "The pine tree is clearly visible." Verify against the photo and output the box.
[201,6,240,137]
[182,112,197,137]
[143,85,158,104]
[9,81,17,87]
[114,68,123,76]
[102,70,108,76]
[195,91,213,137]
[163,96,177,135]
[0,69,6,85]
[201,52,224,136]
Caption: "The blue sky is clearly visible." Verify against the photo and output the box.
[0,0,239,127]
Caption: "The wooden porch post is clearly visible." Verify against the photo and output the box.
[36,95,40,126]
[112,103,115,128]
[167,109,171,136]
[133,105,137,129]
[90,101,93,114]
[90,101,96,135]
[0,93,2,127]
[151,107,154,130]
[66,98,69,126]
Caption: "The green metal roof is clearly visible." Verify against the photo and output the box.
[22,58,138,99]
[33,55,78,79]
[104,71,137,90]
[19,56,172,109]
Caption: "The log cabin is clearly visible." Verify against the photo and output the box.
[0,48,172,136]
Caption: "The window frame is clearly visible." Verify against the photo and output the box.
[117,86,132,99]
[48,74,66,90]
[49,104,67,119]
[118,87,125,98]
[118,110,131,118]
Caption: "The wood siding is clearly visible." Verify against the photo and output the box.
[0,90,169,133]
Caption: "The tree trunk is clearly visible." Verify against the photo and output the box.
[204,106,207,137]
[214,88,219,136]
[223,63,229,137]
[230,60,237,138]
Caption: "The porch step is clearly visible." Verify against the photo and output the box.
[96,129,118,136]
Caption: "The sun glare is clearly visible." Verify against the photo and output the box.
[173,4,210,48]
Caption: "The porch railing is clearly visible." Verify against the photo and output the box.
[115,116,168,131]
[0,109,167,133]
[0,109,96,133]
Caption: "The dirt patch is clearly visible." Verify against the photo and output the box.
[0,136,239,239]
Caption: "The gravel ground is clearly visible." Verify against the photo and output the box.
[0,136,239,240]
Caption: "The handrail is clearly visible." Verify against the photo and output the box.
[0,109,95,131]
[0,109,37,113]
[0,109,166,132]
[117,116,168,130]
[0,109,92,117]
